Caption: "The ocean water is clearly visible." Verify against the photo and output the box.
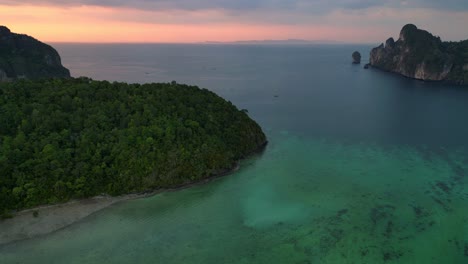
[1,44,468,263]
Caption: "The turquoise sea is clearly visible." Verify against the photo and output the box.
[1,44,468,263]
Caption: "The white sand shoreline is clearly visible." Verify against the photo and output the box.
[0,193,149,246]
[0,162,241,246]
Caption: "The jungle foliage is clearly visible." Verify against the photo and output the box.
[0,78,266,214]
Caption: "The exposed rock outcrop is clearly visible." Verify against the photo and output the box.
[352,51,361,64]
[0,26,70,81]
[369,24,468,85]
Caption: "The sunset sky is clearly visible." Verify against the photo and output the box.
[1,0,467,43]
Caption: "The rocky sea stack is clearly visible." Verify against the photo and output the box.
[352,51,361,64]
[369,24,468,85]
[0,26,70,81]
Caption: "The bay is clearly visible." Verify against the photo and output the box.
[1,44,467,263]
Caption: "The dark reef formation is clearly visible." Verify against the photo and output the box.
[352,51,361,64]
[369,24,468,85]
[0,26,70,81]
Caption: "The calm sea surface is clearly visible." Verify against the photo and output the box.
[1,44,468,263]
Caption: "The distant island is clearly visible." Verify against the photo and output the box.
[0,28,267,217]
[203,39,343,45]
[0,26,70,81]
[369,24,468,85]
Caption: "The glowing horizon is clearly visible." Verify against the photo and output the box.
[1,2,467,44]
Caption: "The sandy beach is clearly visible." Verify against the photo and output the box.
[0,164,238,246]
[0,194,146,246]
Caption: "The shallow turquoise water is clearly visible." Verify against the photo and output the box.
[2,133,467,263]
[1,44,468,263]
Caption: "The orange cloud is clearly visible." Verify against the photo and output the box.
[0,5,343,43]
[1,4,467,43]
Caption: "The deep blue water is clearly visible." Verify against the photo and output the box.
[1,44,468,263]
[54,43,468,147]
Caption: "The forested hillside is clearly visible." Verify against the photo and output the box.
[0,78,266,214]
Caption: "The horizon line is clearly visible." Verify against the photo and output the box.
[48,40,378,45]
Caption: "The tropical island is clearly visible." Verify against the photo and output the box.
[369,24,468,85]
[0,78,267,217]
[0,26,267,229]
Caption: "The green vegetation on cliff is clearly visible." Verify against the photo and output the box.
[370,24,468,84]
[442,40,468,83]
[0,26,70,81]
[0,78,266,214]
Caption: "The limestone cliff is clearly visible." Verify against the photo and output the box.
[369,24,468,85]
[0,26,70,81]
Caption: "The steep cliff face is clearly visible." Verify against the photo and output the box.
[370,24,468,84]
[0,26,70,81]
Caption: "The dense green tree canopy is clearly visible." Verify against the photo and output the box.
[0,78,266,214]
